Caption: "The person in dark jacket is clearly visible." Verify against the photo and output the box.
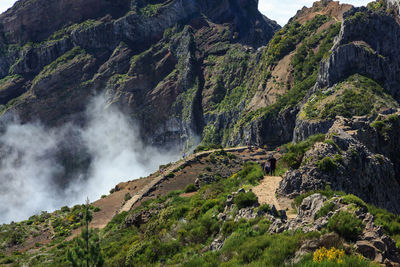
[264,161,270,174]
[268,155,277,176]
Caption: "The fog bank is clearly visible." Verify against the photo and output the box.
[0,95,179,224]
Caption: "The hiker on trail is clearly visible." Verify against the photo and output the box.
[264,161,270,175]
[268,155,277,176]
[182,152,186,159]
[161,168,164,177]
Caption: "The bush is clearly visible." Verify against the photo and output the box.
[234,192,258,209]
[166,172,175,178]
[184,184,198,193]
[281,134,326,169]
[316,157,338,172]
[222,220,238,236]
[327,211,364,241]
[316,201,337,219]
[342,194,367,209]
[124,193,132,202]
[258,204,271,213]
[61,206,70,212]
[366,204,400,238]
[237,162,264,185]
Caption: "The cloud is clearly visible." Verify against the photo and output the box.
[259,0,373,26]
[0,94,179,224]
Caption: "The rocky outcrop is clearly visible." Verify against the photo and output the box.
[316,6,400,101]
[271,194,400,265]
[293,118,334,143]
[278,115,400,214]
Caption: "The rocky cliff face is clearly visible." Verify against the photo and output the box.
[0,0,279,148]
[278,2,400,213]
[279,113,400,214]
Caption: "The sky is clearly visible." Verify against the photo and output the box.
[260,0,373,25]
[0,0,374,25]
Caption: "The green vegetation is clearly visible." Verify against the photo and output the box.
[236,161,265,185]
[367,0,386,11]
[293,186,344,208]
[234,191,258,209]
[371,114,399,138]
[264,15,330,64]
[302,74,398,120]
[316,201,337,219]
[33,46,89,84]
[367,205,400,248]
[281,134,326,169]
[67,202,104,267]
[184,184,198,193]
[0,74,23,90]
[0,204,99,256]
[139,3,163,17]
[194,144,223,153]
[124,193,132,202]
[235,17,341,131]
[316,157,338,172]
[327,211,364,241]
[341,194,367,210]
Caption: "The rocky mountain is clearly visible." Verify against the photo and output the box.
[2,0,400,265]
[0,0,279,147]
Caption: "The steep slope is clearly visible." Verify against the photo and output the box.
[277,0,400,214]
[0,0,279,148]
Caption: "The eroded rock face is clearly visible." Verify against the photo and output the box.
[278,115,400,214]
[317,6,400,101]
[0,0,280,149]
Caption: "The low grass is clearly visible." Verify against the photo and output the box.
[302,74,398,121]
[281,134,326,169]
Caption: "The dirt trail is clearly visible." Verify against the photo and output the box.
[118,146,249,214]
[253,175,296,218]
[252,175,283,209]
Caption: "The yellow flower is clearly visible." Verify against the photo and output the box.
[313,247,344,264]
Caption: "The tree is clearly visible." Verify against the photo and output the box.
[67,198,104,267]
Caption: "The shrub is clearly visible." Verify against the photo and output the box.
[237,162,264,185]
[234,191,258,209]
[258,204,271,213]
[61,206,70,212]
[316,157,338,172]
[342,194,367,209]
[124,193,132,202]
[366,204,400,238]
[166,172,175,178]
[316,201,337,219]
[281,134,325,169]
[327,211,364,241]
[222,220,238,236]
[184,184,198,193]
